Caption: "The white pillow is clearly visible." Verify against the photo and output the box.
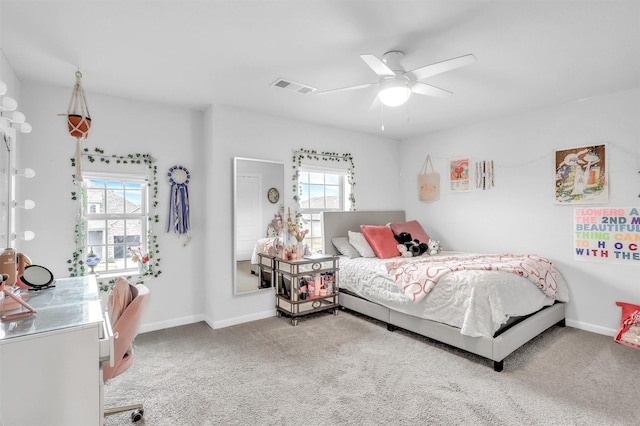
[348,231,376,258]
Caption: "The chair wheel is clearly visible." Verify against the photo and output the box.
[131,408,144,422]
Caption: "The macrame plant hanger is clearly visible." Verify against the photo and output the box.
[67,70,92,182]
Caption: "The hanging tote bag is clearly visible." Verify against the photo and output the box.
[418,155,440,202]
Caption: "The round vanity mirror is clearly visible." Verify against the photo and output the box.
[20,265,55,290]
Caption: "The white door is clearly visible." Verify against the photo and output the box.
[236,173,262,261]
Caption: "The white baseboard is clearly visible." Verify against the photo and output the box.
[139,314,207,334]
[210,309,276,329]
[566,319,616,337]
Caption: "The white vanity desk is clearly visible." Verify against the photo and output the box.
[0,275,113,426]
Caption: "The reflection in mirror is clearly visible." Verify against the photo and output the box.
[233,157,284,295]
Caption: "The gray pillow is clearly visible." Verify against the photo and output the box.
[331,237,361,259]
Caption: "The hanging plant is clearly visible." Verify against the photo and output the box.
[67,147,161,291]
[291,148,356,210]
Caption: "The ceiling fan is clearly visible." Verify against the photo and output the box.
[316,51,476,109]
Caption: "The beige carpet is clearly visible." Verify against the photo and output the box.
[104,311,640,425]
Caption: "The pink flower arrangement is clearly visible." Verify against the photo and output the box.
[128,246,149,264]
[287,216,309,242]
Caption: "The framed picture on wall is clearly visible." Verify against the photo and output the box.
[554,144,608,205]
[449,157,470,193]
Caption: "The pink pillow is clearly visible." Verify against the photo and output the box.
[389,220,431,244]
[360,225,400,259]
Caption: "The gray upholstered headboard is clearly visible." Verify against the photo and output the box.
[321,210,406,255]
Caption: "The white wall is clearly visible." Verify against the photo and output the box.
[399,88,640,335]
[203,105,401,328]
[17,80,205,332]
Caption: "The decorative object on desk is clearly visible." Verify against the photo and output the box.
[0,273,37,320]
[65,70,92,183]
[286,210,309,243]
[167,165,191,245]
[19,265,55,290]
[85,247,101,275]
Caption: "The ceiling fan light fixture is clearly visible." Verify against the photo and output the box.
[378,78,411,107]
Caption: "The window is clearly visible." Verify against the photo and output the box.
[297,167,350,253]
[83,172,148,274]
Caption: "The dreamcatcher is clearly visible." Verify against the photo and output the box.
[66,70,92,182]
[167,165,191,243]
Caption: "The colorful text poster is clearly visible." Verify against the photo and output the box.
[574,207,640,264]
[555,144,608,205]
[449,157,470,193]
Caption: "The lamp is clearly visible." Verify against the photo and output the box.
[378,78,411,107]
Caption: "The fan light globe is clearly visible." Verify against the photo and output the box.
[378,78,411,107]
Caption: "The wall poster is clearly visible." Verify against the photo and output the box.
[555,144,608,205]
[449,157,470,193]
[574,207,640,264]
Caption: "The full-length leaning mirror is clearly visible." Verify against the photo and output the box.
[233,157,284,295]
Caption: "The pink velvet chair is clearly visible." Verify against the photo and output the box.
[103,280,150,423]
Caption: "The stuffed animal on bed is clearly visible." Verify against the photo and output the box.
[394,232,428,257]
[427,239,442,256]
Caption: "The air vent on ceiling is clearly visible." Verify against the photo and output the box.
[271,78,316,95]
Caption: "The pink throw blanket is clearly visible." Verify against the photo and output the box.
[386,254,558,302]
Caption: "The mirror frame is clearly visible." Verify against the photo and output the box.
[233,157,284,295]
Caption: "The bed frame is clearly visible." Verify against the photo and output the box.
[321,210,566,372]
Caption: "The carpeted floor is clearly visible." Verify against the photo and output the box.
[104,310,640,425]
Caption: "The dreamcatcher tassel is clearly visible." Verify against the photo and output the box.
[167,184,190,234]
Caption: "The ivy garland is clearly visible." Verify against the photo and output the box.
[68,147,161,291]
[292,149,356,210]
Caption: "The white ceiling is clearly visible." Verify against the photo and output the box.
[1,0,638,140]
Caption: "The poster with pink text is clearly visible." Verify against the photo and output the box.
[574,207,640,264]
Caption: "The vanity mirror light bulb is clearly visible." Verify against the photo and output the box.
[13,231,35,241]
[14,200,35,209]
[0,110,25,123]
[10,122,32,133]
[14,168,36,178]
[0,96,18,111]
[0,80,7,96]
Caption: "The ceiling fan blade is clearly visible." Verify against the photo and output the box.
[360,54,396,77]
[410,81,453,98]
[368,95,381,112]
[316,82,376,95]
[408,54,476,81]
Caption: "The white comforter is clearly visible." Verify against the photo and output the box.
[338,251,569,338]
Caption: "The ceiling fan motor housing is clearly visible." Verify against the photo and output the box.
[382,51,406,72]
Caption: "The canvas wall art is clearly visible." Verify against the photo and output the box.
[554,144,608,205]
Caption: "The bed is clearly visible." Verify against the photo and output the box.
[321,210,568,372]
[250,237,282,274]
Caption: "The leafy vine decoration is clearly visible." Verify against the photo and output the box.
[68,147,161,291]
[291,149,355,210]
